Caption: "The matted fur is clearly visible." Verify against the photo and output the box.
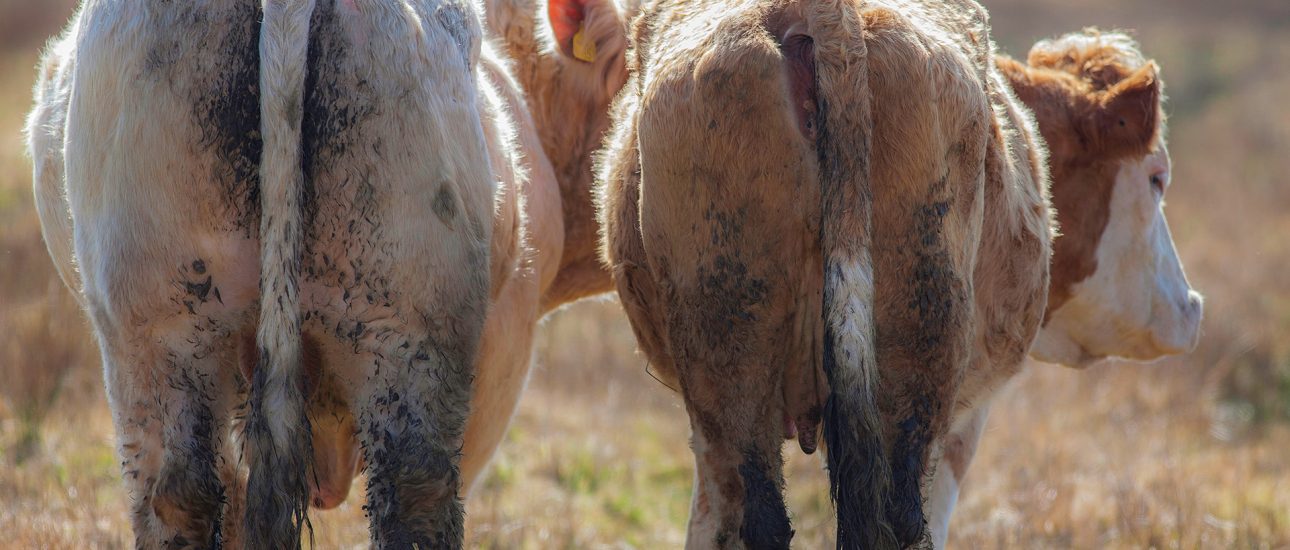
[593,0,1053,547]
[806,0,890,544]
[28,1,504,547]
[245,1,316,545]
[31,0,634,543]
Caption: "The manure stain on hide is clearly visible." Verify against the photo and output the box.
[887,398,934,547]
[189,2,264,233]
[738,450,792,549]
[435,3,475,68]
[186,276,213,302]
[151,386,226,548]
[433,185,458,225]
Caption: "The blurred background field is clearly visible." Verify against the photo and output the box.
[0,0,1287,548]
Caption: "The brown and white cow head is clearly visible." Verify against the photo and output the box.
[998,31,1203,368]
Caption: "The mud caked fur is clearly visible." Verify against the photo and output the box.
[806,1,900,547]
[245,1,317,547]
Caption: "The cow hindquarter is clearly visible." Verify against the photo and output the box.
[857,7,992,543]
[28,27,80,304]
[456,44,548,496]
[62,2,264,547]
[603,4,826,546]
[292,1,494,546]
[56,0,498,547]
[920,39,1054,550]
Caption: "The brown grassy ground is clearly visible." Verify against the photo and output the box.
[1,1,1287,548]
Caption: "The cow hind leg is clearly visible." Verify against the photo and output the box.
[294,1,493,544]
[98,336,241,549]
[77,252,253,549]
[151,398,226,547]
[356,341,475,548]
[681,371,793,550]
[925,404,990,549]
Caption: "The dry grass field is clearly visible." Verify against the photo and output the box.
[1,1,1287,548]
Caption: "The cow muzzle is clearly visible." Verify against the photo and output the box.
[1148,288,1203,357]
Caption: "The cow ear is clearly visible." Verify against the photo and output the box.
[545,0,624,63]
[1088,62,1161,157]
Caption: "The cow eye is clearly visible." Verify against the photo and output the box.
[1149,173,1165,196]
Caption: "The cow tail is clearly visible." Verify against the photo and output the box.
[806,1,898,548]
[246,1,317,548]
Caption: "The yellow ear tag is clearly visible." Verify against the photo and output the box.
[572,22,597,63]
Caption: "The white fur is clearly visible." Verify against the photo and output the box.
[52,4,272,543]
[829,256,878,396]
[26,25,80,304]
[258,0,315,454]
[1033,146,1203,366]
[1031,31,1148,73]
[924,403,990,549]
[33,0,507,543]
[926,458,960,548]
[684,427,723,550]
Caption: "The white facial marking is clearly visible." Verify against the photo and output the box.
[1035,145,1203,366]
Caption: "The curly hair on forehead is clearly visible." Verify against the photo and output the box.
[1026,28,1153,89]
[1020,27,1169,141]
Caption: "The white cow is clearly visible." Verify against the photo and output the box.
[28,1,505,547]
[28,0,638,539]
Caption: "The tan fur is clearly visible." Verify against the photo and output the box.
[457,41,570,494]
[595,0,1052,546]
[607,4,828,543]
[925,30,1202,548]
[484,0,632,311]
[994,32,1163,315]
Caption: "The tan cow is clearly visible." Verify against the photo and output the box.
[482,0,631,309]
[28,1,508,546]
[595,0,1053,546]
[472,11,1203,549]
[470,18,1202,549]
[925,30,1203,547]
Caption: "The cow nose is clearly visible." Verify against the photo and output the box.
[1150,289,1203,356]
[1185,289,1204,313]
[1182,289,1204,349]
